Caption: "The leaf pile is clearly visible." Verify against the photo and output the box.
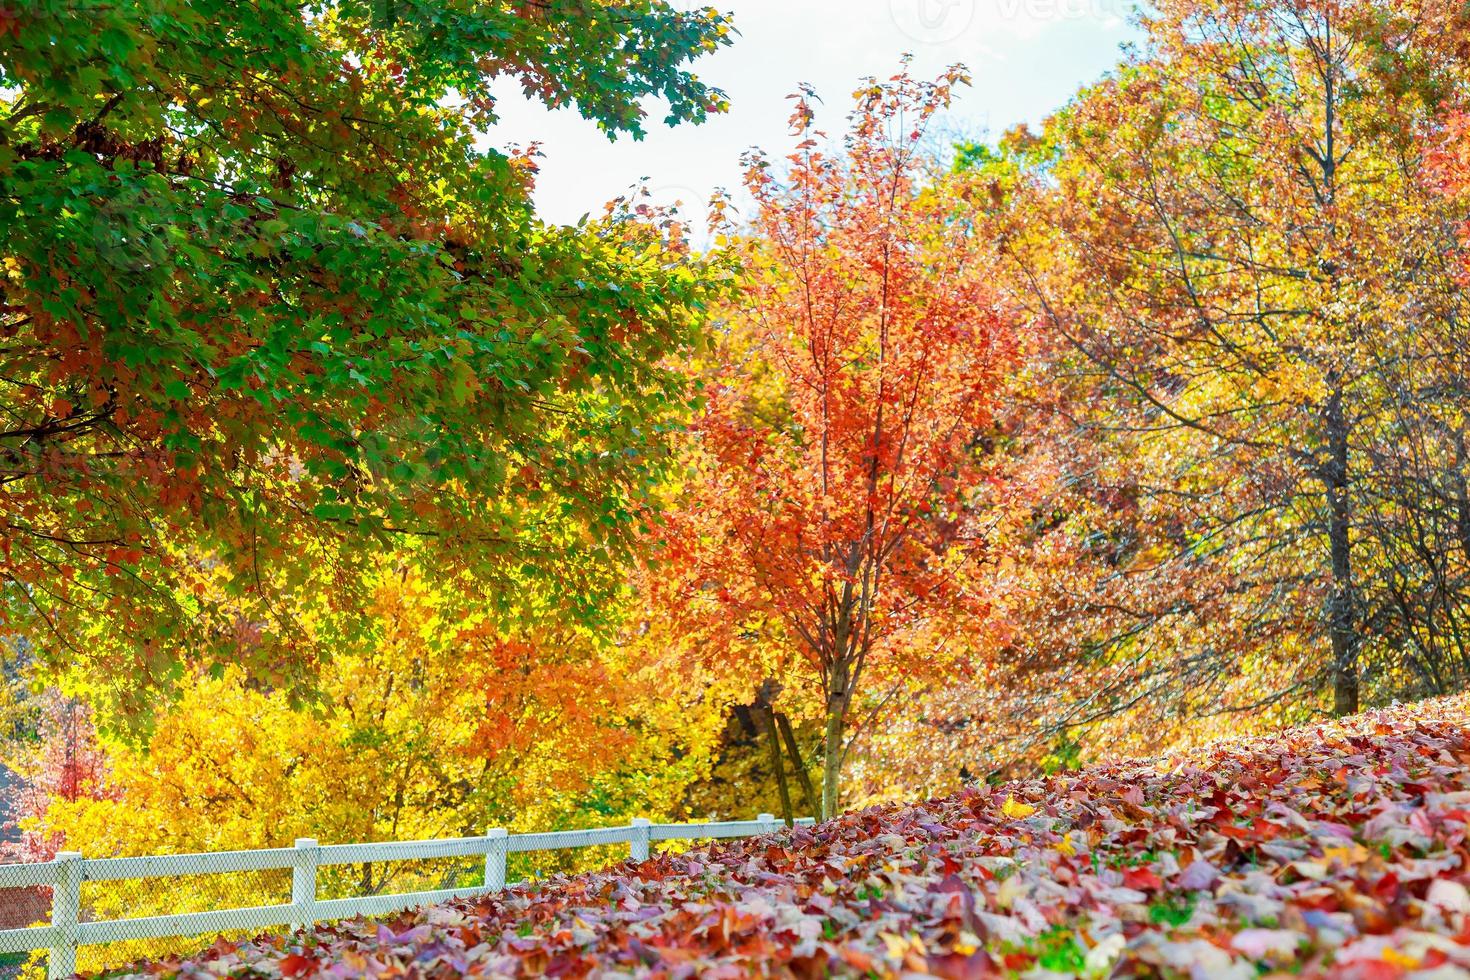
[114,696,1470,977]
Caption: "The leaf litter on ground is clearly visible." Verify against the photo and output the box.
[108,695,1470,978]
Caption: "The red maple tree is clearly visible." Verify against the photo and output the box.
[654,66,1015,816]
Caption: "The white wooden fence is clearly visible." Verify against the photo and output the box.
[0,814,811,979]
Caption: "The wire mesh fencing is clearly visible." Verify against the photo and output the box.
[75,860,294,976]
[0,880,49,979]
[0,815,803,979]
[317,854,485,905]
[503,842,623,885]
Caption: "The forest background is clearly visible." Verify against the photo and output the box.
[5,0,1470,964]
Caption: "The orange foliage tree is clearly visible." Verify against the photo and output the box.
[976,0,1470,742]
[651,67,1015,817]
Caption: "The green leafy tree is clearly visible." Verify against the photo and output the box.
[0,0,732,704]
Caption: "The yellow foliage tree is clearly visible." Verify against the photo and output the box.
[13,559,733,973]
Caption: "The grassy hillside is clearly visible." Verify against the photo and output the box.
[109,696,1470,978]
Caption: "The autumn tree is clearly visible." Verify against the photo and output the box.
[0,0,730,698]
[4,554,736,973]
[0,691,115,865]
[653,67,1014,817]
[988,0,1470,725]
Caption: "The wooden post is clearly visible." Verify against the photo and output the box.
[291,838,319,933]
[484,828,507,891]
[629,818,651,863]
[48,851,81,980]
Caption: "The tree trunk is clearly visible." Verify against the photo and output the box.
[821,693,846,820]
[762,706,794,826]
[1452,430,1470,568]
[1325,386,1358,715]
[775,711,819,818]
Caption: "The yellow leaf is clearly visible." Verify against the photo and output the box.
[1002,795,1037,819]
[1323,842,1369,865]
[1382,947,1420,968]
[880,932,925,959]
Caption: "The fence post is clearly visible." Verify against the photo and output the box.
[758,813,777,833]
[291,838,319,933]
[48,851,81,980]
[630,818,651,863]
[484,828,507,892]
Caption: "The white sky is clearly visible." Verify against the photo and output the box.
[485,0,1140,226]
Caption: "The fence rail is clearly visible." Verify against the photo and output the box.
[0,814,811,978]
